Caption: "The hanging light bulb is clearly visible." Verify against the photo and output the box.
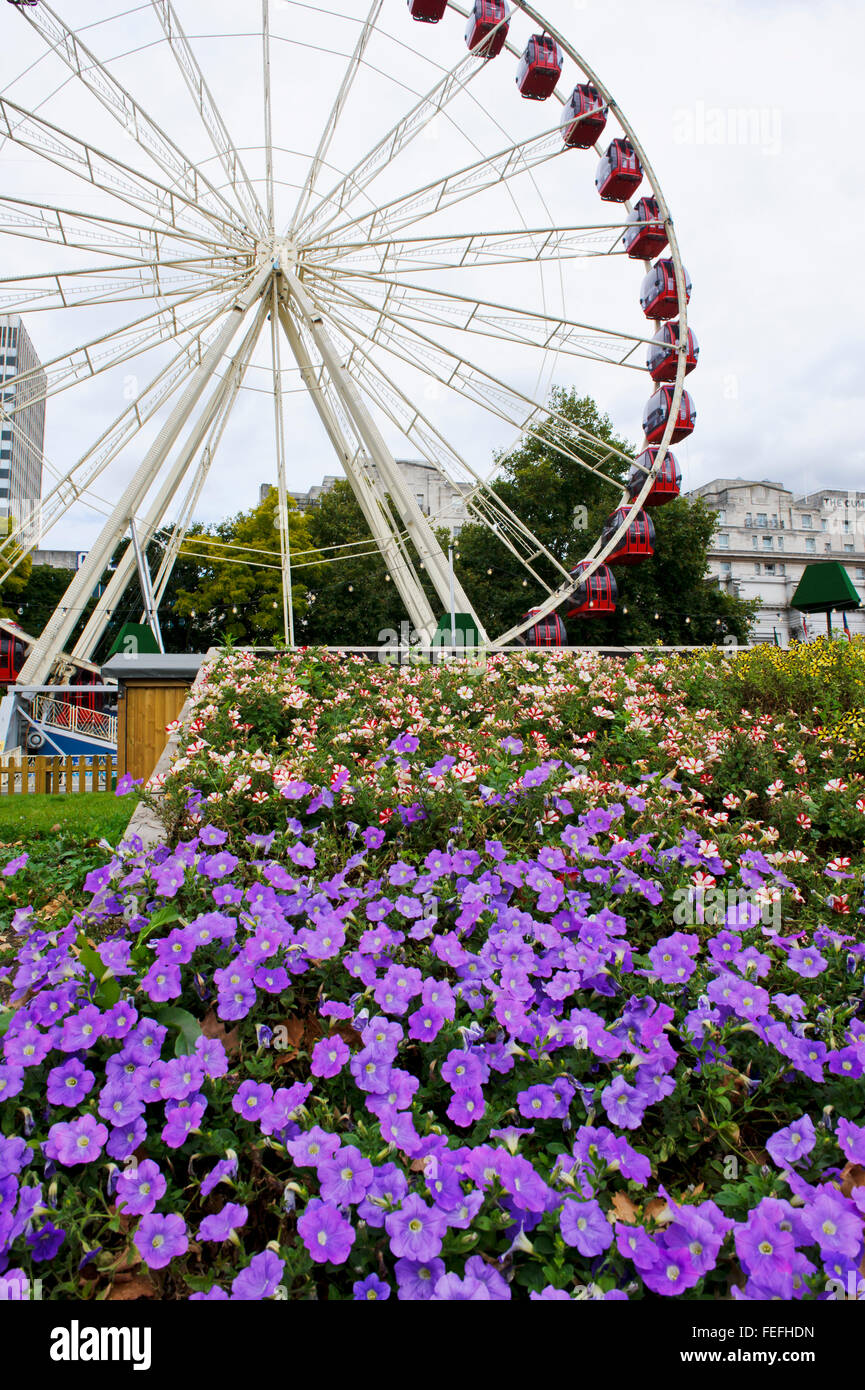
[232,606,238,614]
[654,612,659,620]
[623,606,629,614]
[348,585,354,593]
[385,574,391,582]
[522,580,528,587]
[685,616,691,624]
[486,568,492,576]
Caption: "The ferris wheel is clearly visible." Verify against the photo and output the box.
[0,0,696,679]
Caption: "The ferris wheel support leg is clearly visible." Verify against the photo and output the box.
[70,297,270,666]
[283,268,488,645]
[17,262,272,688]
[277,301,437,642]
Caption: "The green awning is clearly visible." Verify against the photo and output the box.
[790,561,861,613]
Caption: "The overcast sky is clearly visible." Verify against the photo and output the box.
[1,0,863,558]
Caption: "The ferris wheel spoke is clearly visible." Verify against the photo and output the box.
[14,2,254,244]
[324,314,573,588]
[0,196,226,264]
[281,270,486,639]
[149,0,267,238]
[290,0,385,234]
[72,298,270,664]
[295,44,490,246]
[306,279,632,483]
[0,260,244,317]
[1,283,243,421]
[277,297,438,637]
[0,312,229,575]
[306,125,566,252]
[0,96,242,248]
[312,222,628,275]
[310,265,651,371]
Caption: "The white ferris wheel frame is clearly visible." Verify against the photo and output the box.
[0,0,691,684]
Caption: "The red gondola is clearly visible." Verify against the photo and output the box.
[643,386,697,445]
[560,82,608,148]
[601,507,656,566]
[647,321,699,383]
[595,138,642,202]
[465,0,510,56]
[407,0,448,21]
[521,608,567,646]
[627,447,682,507]
[623,197,668,260]
[566,561,617,618]
[516,34,563,100]
[0,629,26,687]
[640,258,691,321]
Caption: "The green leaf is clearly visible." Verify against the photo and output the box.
[156,1006,203,1056]
[0,1009,13,1039]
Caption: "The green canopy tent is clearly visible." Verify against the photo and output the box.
[790,561,861,636]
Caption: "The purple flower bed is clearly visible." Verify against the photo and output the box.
[1,647,864,1300]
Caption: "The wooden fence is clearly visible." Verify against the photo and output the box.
[0,754,116,797]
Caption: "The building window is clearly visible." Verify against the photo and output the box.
[716,533,729,549]
[805,537,816,554]
[778,563,786,574]
[764,563,775,575]
[844,520,852,534]
[720,561,732,575]
[754,562,761,575]
[844,543,854,553]
[777,536,784,551]
[821,517,827,530]
[716,510,726,524]
[744,513,752,527]
[857,567,865,582]
[752,535,758,550]
[762,536,773,550]
[757,513,767,527]
[825,543,832,553]
[801,514,812,528]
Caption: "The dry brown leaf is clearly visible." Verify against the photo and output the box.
[840,1163,865,1199]
[201,1008,240,1058]
[644,1197,674,1225]
[610,1191,638,1225]
[107,1274,157,1301]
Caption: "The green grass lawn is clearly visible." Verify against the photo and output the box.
[0,791,134,844]
[0,792,139,990]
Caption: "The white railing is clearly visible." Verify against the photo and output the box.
[31,694,117,746]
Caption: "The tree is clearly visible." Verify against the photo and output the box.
[451,388,758,645]
[300,481,413,646]
[0,522,33,622]
[168,493,312,646]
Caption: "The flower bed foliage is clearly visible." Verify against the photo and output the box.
[1,639,864,1302]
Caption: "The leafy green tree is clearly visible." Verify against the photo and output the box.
[451,388,757,645]
[169,493,311,646]
[0,524,33,621]
[300,481,414,646]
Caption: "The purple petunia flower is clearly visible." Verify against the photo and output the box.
[385,1194,449,1263]
[297,1198,355,1265]
[199,1203,248,1243]
[395,1257,445,1301]
[46,1058,95,1107]
[231,1250,284,1300]
[27,1221,65,1263]
[766,1114,816,1169]
[116,1159,167,1217]
[353,1273,391,1300]
[318,1146,374,1206]
[560,1199,615,1258]
[45,1115,108,1167]
[201,1155,238,1198]
[134,1212,188,1269]
[310,1034,350,1079]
